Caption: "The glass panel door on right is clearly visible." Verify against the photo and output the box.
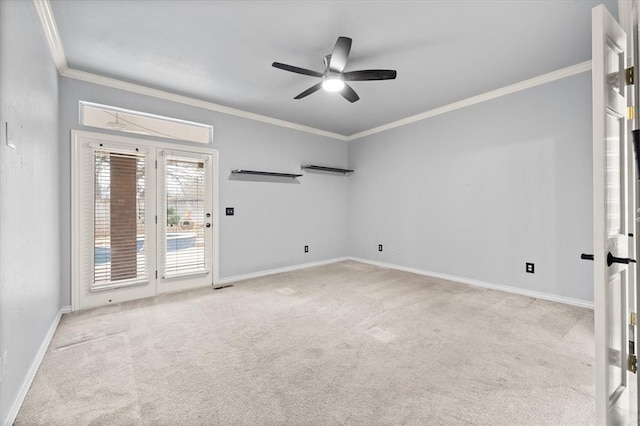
[157,149,213,292]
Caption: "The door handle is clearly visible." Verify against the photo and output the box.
[607,252,636,267]
[580,252,637,266]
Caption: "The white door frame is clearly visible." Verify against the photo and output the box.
[618,0,640,421]
[71,130,219,311]
[619,0,639,304]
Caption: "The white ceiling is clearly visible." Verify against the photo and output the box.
[49,0,616,137]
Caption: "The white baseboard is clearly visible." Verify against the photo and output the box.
[4,306,69,426]
[218,257,349,285]
[348,257,594,309]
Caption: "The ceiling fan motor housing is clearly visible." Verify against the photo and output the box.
[323,54,332,69]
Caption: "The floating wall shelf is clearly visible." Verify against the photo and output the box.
[231,169,303,178]
[301,164,354,174]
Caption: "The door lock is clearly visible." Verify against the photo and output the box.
[206,223,211,228]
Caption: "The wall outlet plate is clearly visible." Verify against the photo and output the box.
[225,207,234,216]
[378,244,383,252]
[526,263,535,273]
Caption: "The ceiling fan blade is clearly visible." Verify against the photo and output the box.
[294,82,323,99]
[340,83,360,103]
[343,69,397,81]
[272,62,323,78]
[329,36,352,73]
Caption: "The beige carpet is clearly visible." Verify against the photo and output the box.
[16,260,595,425]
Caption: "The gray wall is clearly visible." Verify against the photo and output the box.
[59,77,349,304]
[0,1,61,423]
[348,73,593,302]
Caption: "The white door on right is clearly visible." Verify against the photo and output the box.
[157,149,214,294]
[592,4,633,424]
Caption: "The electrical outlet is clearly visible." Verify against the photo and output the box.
[526,263,535,274]
[304,245,309,253]
[225,207,234,216]
[378,244,383,252]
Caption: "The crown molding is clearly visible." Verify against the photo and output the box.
[60,68,348,141]
[32,0,68,73]
[345,60,592,141]
[33,0,346,141]
[34,0,591,143]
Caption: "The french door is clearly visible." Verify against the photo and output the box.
[72,131,217,310]
[592,5,634,424]
[157,149,214,293]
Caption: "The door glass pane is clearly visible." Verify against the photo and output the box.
[606,113,622,235]
[93,150,147,289]
[163,156,207,277]
[606,42,621,92]
[607,272,624,400]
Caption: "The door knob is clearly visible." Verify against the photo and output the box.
[607,252,636,267]
[206,223,211,228]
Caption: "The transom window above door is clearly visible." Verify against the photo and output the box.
[79,101,213,144]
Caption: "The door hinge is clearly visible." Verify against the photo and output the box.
[155,215,157,224]
[628,106,635,121]
[155,160,158,169]
[155,270,158,279]
[629,354,638,374]
[632,312,637,327]
[626,66,635,85]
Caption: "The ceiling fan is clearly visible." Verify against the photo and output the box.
[272,36,397,103]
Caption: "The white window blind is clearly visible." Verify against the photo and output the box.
[93,149,148,290]
[160,154,208,278]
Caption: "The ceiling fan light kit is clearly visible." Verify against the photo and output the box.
[321,75,345,92]
[273,36,397,103]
